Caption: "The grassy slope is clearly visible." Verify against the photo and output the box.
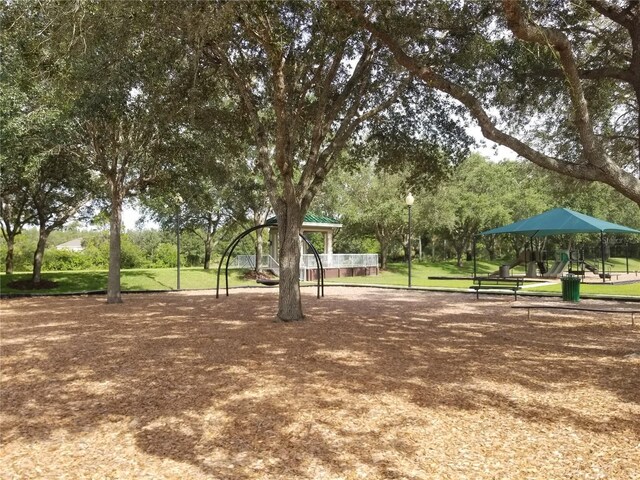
[0,268,255,294]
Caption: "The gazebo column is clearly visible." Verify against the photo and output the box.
[325,231,333,267]
[269,229,278,261]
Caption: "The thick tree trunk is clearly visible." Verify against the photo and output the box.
[5,235,14,274]
[31,227,49,284]
[107,192,123,304]
[379,243,388,270]
[276,209,304,322]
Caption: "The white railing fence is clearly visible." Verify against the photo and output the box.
[299,254,379,269]
[229,255,280,273]
[230,253,378,269]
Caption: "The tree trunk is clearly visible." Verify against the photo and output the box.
[456,250,464,268]
[204,234,212,270]
[379,242,389,270]
[31,226,49,284]
[107,191,123,304]
[453,239,466,267]
[5,235,14,274]
[276,209,304,321]
[486,241,496,261]
[255,228,264,274]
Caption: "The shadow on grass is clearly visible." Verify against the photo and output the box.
[1,269,250,295]
[0,270,171,294]
[1,271,108,294]
[1,290,638,478]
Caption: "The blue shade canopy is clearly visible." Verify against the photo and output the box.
[480,208,640,237]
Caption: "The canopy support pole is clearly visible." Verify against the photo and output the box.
[528,232,538,277]
[600,232,606,283]
[626,240,629,274]
[472,235,478,279]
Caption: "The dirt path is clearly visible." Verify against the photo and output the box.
[1,287,639,479]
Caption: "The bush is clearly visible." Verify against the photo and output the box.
[120,235,149,269]
[42,249,94,271]
[152,242,179,268]
[82,244,109,269]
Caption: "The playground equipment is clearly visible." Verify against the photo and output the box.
[493,249,548,278]
[567,248,601,278]
[543,250,569,278]
[476,208,640,283]
[216,223,325,299]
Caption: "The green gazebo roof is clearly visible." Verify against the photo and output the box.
[266,213,341,226]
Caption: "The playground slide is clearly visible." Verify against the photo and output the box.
[491,251,527,276]
[583,261,599,274]
[509,250,527,269]
[544,259,569,278]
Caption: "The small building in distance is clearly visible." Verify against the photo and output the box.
[55,238,84,252]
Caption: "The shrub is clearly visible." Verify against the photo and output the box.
[152,242,178,268]
[42,249,93,271]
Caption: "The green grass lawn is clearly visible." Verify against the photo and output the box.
[326,259,640,297]
[605,257,640,272]
[325,260,520,289]
[0,267,255,295]
[1,258,638,297]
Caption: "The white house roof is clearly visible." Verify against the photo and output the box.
[56,238,84,249]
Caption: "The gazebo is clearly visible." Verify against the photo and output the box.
[476,208,640,282]
[267,213,342,261]
[266,213,379,280]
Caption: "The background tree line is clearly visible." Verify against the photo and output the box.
[4,152,638,276]
[313,154,640,268]
[2,0,638,321]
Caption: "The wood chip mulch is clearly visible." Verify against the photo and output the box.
[1,287,639,479]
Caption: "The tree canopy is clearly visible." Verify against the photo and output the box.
[339,0,640,207]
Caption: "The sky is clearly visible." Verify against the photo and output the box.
[123,204,145,230]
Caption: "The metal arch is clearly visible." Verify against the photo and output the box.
[300,233,324,298]
[216,223,267,298]
[215,222,324,299]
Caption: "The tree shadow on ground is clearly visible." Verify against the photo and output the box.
[1,289,638,478]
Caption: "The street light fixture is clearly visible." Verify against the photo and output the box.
[175,194,183,291]
[405,192,414,288]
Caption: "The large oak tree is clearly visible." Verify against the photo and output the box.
[339,0,640,207]
[197,1,410,320]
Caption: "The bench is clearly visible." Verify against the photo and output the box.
[470,277,524,300]
[512,304,639,326]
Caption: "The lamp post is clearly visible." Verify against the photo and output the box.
[405,192,414,287]
[175,194,183,290]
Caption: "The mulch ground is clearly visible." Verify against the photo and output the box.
[1,287,639,479]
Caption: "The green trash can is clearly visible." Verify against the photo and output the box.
[561,274,581,302]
